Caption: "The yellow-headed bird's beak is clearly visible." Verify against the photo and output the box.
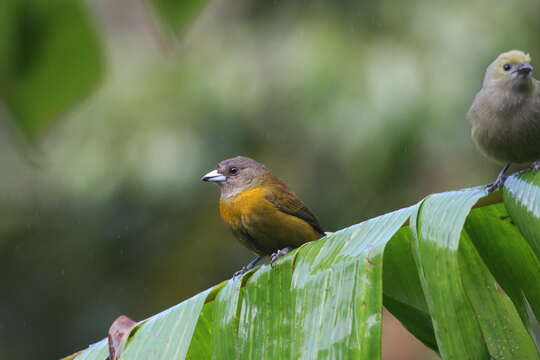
[515,63,533,76]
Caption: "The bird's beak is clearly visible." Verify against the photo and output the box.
[201,169,226,182]
[515,63,533,76]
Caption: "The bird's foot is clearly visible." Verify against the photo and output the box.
[530,161,540,172]
[270,247,293,266]
[486,174,507,193]
[232,256,262,278]
[233,267,248,278]
[486,163,511,193]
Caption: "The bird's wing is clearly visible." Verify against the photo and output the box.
[264,186,325,236]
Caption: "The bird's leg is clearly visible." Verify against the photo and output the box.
[233,256,262,278]
[270,247,293,266]
[486,163,511,193]
[530,161,540,171]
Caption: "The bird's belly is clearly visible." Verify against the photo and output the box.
[240,208,318,254]
[472,114,540,164]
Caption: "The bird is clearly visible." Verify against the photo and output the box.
[468,50,540,192]
[202,156,325,276]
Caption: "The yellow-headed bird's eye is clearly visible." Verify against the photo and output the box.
[229,167,239,175]
[503,64,511,71]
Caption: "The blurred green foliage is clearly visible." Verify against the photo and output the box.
[149,0,210,35]
[0,0,103,137]
[1,0,540,359]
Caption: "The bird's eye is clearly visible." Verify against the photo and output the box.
[229,167,239,175]
[503,64,511,71]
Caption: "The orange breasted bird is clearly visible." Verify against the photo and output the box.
[468,50,540,191]
[202,156,325,276]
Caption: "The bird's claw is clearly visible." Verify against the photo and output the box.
[232,256,263,278]
[270,247,293,266]
[232,267,248,278]
[486,174,507,193]
[531,161,540,172]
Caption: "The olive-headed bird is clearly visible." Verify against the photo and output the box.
[202,156,325,276]
[468,50,540,191]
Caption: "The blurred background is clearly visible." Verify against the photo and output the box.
[1,0,539,358]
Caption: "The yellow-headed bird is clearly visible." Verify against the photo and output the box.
[468,50,540,191]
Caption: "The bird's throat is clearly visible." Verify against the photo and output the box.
[512,77,534,94]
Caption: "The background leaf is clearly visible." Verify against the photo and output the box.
[147,0,211,35]
[0,0,104,138]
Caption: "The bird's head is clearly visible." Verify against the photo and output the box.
[484,50,534,90]
[202,156,269,198]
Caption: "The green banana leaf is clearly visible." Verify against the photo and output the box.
[69,170,540,359]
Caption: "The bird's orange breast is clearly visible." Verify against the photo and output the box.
[219,188,266,234]
[219,187,320,255]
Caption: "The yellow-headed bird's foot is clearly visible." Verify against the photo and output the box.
[531,161,540,171]
[270,247,293,266]
[233,256,262,278]
[486,164,510,193]
[486,174,507,193]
